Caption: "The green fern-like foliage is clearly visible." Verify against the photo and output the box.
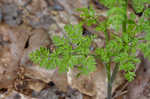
[95,34,140,81]
[131,0,150,13]
[138,8,150,59]
[78,0,150,81]
[99,0,126,8]
[29,24,96,74]
[76,6,98,26]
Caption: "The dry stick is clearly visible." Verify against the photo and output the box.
[112,82,128,99]
[112,90,128,99]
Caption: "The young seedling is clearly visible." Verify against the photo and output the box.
[29,0,150,99]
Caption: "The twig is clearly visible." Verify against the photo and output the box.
[112,82,128,99]
[112,90,128,99]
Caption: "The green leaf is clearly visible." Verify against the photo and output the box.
[119,62,135,72]
[52,36,65,46]
[99,0,125,8]
[143,8,150,18]
[76,6,97,26]
[131,0,144,13]
[129,13,136,21]
[107,7,125,31]
[125,72,136,82]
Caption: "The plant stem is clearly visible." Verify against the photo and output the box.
[122,0,128,33]
[107,63,119,99]
[111,63,119,83]
[106,63,111,81]
[107,79,112,99]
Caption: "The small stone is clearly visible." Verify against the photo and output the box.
[1,3,22,26]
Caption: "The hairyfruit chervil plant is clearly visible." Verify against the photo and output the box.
[29,24,97,74]
[29,0,150,99]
